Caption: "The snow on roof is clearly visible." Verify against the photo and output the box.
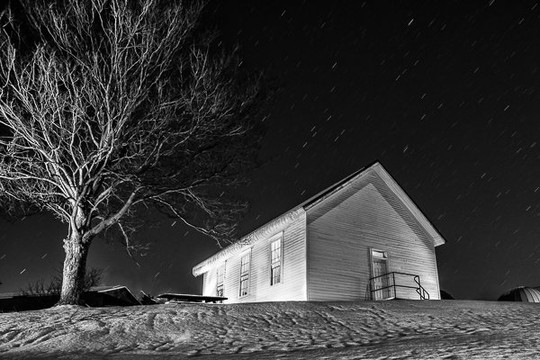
[89,285,130,293]
[89,285,140,304]
[192,161,446,277]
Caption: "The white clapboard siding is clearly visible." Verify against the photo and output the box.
[201,210,307,303]
[197,162,444,303]
[306,171,441,301]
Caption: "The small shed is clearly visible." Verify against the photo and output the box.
[85,285,140,307]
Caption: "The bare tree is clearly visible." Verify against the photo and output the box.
[19,279,56,296]
[0,0,262,305]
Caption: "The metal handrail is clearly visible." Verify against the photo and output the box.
[370,271,420,281]
[369,271,430,300]
[414,275,430,300]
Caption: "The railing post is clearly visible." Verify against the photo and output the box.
[368,271,430,301]
[392,272,396,298]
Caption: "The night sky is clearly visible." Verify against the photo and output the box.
[1,1,540,301]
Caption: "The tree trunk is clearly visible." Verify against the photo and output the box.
[58,233,91,305]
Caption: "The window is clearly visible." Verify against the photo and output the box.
[216,262,226,297]
[270,237,283,285]
[239,252,251,297]
[371,249,388,259]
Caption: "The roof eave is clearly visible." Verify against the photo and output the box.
[371,163,447,248]
[192,207,305,277]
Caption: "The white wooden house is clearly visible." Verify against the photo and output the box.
[192,162,445,303]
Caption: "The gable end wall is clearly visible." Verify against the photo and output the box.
[306,171,441,301]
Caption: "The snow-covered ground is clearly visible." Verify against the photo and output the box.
[0,300,539,359]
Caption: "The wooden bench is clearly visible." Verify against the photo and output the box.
[156,293,227,303]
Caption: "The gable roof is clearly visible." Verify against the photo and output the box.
[192,161,445,277]
[302,162,445,247]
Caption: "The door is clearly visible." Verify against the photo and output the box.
[370,249,391,300]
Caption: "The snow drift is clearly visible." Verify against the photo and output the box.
[0,300,539,359]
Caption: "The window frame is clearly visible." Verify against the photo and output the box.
[369,248,392,300]
[270,233,284,286]
[239,250,251,297]
[369,248,389,277]
[216,261,226,297]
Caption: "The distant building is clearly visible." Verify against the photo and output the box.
[0,285,140,312]
[498,286,540,303]
[84,285,140,307]
[193,162,445,303]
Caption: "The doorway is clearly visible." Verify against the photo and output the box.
[370,249,391,300]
